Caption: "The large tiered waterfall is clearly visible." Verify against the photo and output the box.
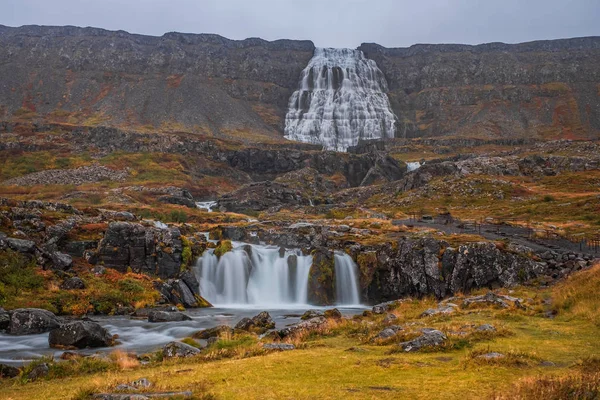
[284,47,396,152]
[194,243,362,307]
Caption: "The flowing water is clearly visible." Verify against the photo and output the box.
[334,252,362,306]
[195,243,313,308]
[407,161,422,172]
[284,47,396,151]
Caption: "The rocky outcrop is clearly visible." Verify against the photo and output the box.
[162,341,201,359]
[348,238,547,303]
[48,321,115,349]
[7,308,61,335]
[95,222,182,278]
[234,311,275,333]
[2,165,129,186]
[307,249,336,305]
[399,328,447,352]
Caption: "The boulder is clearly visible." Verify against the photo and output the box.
[421,304,457,317]
[162,341,201,358]
[300,310,324,320]
[0,308,9,331]
[234,312,275,333]
[372,300,401,315]
[376,328,398,340]
[5,237,36,253]
[278,316,327,338]
[148,311,192,323]
[0,363,20,378]
[25,363,49,381]
[382,313,398,324]
[194,325,233,340]
[477,324,496,332]
[399,329,447,352]
[179,270,200,296]
[323,308,342,319]
[307,248,335,305]
[49,321,114,349]
[462,292,510,309]
[60,277,86,290]
[8,308,61,335]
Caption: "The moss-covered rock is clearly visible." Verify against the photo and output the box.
[214,240,233,258]
[307,248,335,305]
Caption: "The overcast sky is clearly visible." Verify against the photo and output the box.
[1,0,599,48]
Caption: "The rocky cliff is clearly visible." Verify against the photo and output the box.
[0,25,314,136]
[1,25,599,142]
[359,38,600,140]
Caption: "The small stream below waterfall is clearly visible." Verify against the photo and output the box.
[0,241,366,365]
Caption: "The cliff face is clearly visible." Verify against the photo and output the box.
[1,25,599,142]
[0,25,314,136]
[359,38,600,140]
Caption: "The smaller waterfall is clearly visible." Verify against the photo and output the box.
[334,252,361,306]
[407,162,421,172]
[195,243,312,307]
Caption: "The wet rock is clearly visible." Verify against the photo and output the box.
[49,321,115,349]
[324,308,342,319]
[148,311,192,323]
[0,363,20,378]
[60,276,86,290]
[132,306,178,318]
[162,341,201,358]
[26,363,49,381]
[399,329,447,352]
[234,312,275,333]
[263,343,295,351]
[194,325,233,340]
[0,308,9,331]
[307,248,335,305]
[8,308,61,335]
[179,270,200,296]
[300,310,324,320]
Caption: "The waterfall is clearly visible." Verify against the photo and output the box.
[407,161,422,172]
[195,243,312,307]
[334,252,361,306]
[284,47,396,152]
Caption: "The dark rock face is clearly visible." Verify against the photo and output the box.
[351,238,546,303]
[96,222,182,278]
[49,251,73,270]
[0,308,9,331]
[7,308,61,335]
[147,311,192,323]
[162,341,201,358]
[154,278,209,308]
[359,39,600,139]
[0,363,20,378]
[48,321,114,349]
[307,249,336,305]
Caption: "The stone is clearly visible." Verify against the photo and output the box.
[278,316,327,338]
[300,310,324,320]
[0,363,20,378]
[383,313,398,324]
[26,363,49,381]
[49,251,73,270]
[49,321,115,349]
[421,305,457,317]
[60,277,86,290]
[372,300,401,315]
[234,312,275,333]
[8,308,61,335]
[147,311,192,323]
[323,308,342,319]
[194,325,233,340]
[477,324,496,332]
[476,352,505,360]
[376,328,398,340]
[263,343,295,351]
[5,237,36,253]
[179,270,200,296]
[0,308,9,331]
[399,329,447,352]
[162,341,201,358]
[462,292,510,309]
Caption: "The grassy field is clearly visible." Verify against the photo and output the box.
[2,266,599,400]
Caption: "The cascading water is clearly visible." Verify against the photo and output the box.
[195,243,312,307]
[284,47,396,152]
[334,252,362,306]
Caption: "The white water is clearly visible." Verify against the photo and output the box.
[284,47,396,152]
[195,243,312,308]
[407,161,422,172]
[334,252,362,306]
[196,201,217,212]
